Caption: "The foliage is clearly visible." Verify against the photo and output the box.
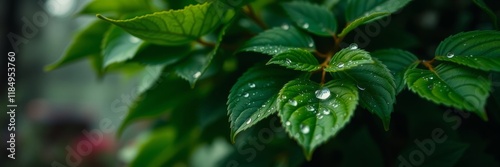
[48,0,500,166]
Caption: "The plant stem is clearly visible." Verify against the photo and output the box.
[421,59,436,72]
[196,39,217,47]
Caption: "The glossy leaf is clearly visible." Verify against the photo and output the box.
[278,78,358,158]
[333,59,396,129]
[102,26,145,67]
[372,49,418,93]
[405,63,491,119]
[45,20,110,71]
[435,30,500,72]
[79,0,152,15]
[345,0,411,22]
[325,47,374,72]
[338,12,389,38]
[227,65,299,141]
[239,26,315,56]
[97,2,225,45]
[267,49,321,72]
[282,1,338,36]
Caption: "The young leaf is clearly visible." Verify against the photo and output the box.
[267,49,321,72]
[227,65,299,141]
[325,48,374,72]
[282,1,338,36]
[405,63,491,119]
[79,0,152,15]
[102,26,145,67]
[472,0,498,30]
[371,49,419,93]
[278,78,358,159]
[97,2,225,45]
[239,26,315,56]
[338,12,389,38]
[434,30,500,72]
[45,20,110,71]
[333,59,396,130]
[345,0,411,22]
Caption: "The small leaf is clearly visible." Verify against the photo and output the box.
[227,65,299,141]
[278,78,358,158]
[338,12,389,38]
[435,30,500,72]
[282,1,338,36]
[333,59,396,130]
[372,49,419,93]
[97,2,225,45]
[325,48,374,72]
[239,26,315,56]
[405,63,491,119]
[79,0,152,15]
[267,49,321,72]
[174,49,214,87]
[345,0,411,22]
[45,20,110,71]
[102,26,145,67]
[472,0,498,30]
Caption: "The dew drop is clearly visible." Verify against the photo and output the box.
[429,77,433,80]
[288,99,298,106]
[281,24,290,30]
[357,85,366,91]
[286,121,291,126]
[300,125,310,134]
[315,87,331,100]
[248,83,256,88]
[348,43,358,50]
[302,23,309,29]
[337,62,345,68]
[243,93,249,97]
[308,42,314,47]
[246,118,252,124]
[322,108,330,115]
[306,105,315,112]
[257,114,261,117]
[315,134,322,140]
[446,52,454,58]
[193,71,202,78]
[285,58,292,65]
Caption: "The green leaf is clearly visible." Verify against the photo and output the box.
[137,65,164,94]
[338,12,389,38]
[278,78,358,159]
[282,1,338,36]
[45,20,110,71]
[404,63,491,119]
[472,0,498,30]
[101,26,145,67]
[435,30,500,72]
[79,0,152,15]
[174,49,214,87]
[345,0,411,22]
[131,44,191,65]
[239,26,315,56]
[333,59,396,130]
[97,2,225,45]
[371,49,418,93]
[267,49,320,72]
[325,47,374,72]
[324,0,341,9]
[227,65,299,141]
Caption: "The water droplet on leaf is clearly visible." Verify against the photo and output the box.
[446,52,454,58]
[300,125,310,134]
[281,24,289,30]
[286,121,291,126]
[306,105,315,112]
[193,72,201,78]
[302,23,309,29]
[243,93,249,97]
[246,118,252,124]
[348,43,358,50]
[248,83,256,88]
[357,85,365,91]
[315,87,331,100]
[288,99,297,106]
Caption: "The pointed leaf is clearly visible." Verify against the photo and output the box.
[338,12,389,38]
[267,49,320,72]
[102,26,145,67]
[372,49,419,93]
[278,78,358,158]
[435,30,500,72]
[282,1,338,36]
[345,0,411,22]
[239,26,315,56]
[97,2,225,45]
[325,48,374,72]
[405,63,491,119]
[227,65,299,141]
[333,59,396,129]
[45,20,110,71]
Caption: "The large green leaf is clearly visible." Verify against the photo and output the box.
[278,78,358,158]
[338,12,389,38]
[267,49,321,72]
[333,59,396,129]
[101,26,145,67]
[345,0,411,22]
[227,65,299,141]
[239,26,315,56]
[435,30,500,72]
[79,0,152,15]
[405,63,491,119]
[371,49,418,93]
[282,1,338,36]
[325,47,374,72]
[45,20,110,71]
[97,2,225,45]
